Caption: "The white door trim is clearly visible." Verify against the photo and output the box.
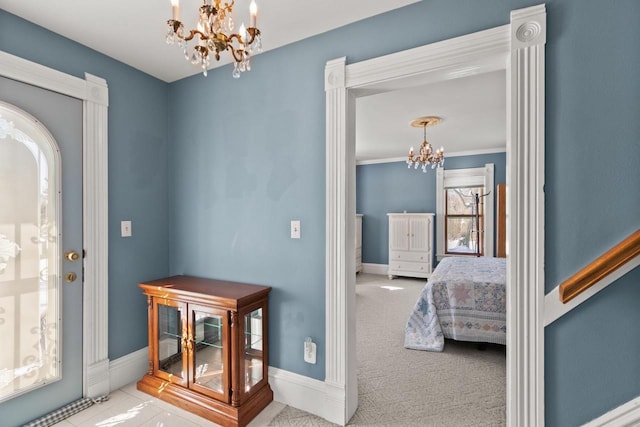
[325,4,545,426]
[0,50,110,398]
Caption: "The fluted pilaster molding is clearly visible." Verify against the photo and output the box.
[324,57,357,425]
[83,73,110,398]
[508,4,546,427]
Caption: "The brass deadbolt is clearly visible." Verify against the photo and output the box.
[65,251,80,262]
[65,272,78,283]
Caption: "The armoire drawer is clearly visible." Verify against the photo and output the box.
[389,261,430,274]
[389,250,429,263]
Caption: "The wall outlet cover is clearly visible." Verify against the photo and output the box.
[291,220,301,239]
[304,340,316,364]
[121,220,132,237]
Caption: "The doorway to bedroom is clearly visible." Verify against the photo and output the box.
[352,68,508,424]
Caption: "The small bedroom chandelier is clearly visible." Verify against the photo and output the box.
[165,0,263,78]
[407,116,445,172]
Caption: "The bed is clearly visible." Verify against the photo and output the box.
[404,256,506,352]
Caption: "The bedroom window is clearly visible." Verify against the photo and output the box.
[436,164,494,260]
[445,186,485,255]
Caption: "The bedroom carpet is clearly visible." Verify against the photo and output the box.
[268,273,506,427]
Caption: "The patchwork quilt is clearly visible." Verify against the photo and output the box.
[404,256,507,352]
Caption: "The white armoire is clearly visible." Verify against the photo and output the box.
[387,213,434,279]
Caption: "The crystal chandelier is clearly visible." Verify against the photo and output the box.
[165,0,263,78]
[407,116,445,172]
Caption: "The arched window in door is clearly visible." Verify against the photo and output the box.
[0,101,61,401]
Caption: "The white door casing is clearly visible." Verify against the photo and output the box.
[325,4,545,426]
[0,51,110,398]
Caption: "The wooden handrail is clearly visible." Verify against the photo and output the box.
[559,229,640,303]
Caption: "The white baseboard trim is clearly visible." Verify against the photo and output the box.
[583,395,640,427]
[268,367,345,425]
[361,263,388,276]
[86,358,110,398]
[109,347,149,391]
[109,349,342,425]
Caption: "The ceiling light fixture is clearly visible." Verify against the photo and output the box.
[407,116,445,172]
[165,0,263,78]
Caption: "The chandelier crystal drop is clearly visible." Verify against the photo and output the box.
[165,0,263,78]
[406,116,445,172]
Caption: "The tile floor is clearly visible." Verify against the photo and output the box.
[51,274,388,427]
[52,382,286,427]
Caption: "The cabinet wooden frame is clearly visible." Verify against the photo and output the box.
[237,299,270,404]
[137,275,272,427]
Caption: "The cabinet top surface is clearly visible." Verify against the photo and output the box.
[139,275,271,302]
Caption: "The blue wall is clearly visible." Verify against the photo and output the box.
[0,12,170,361]
[542,1,640,425]
[1,0,639,426]
[356,153,506,265]
[167,1,640,426]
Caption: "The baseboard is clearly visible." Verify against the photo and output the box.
[268,367,345,425]
[109,349,344,425]
[86,358,110,398]
[583,395,640,427]
[109,347,149,391]
[362,263,388,276]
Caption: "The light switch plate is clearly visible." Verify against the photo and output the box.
[291,220,301,239]
[121,220,132,237]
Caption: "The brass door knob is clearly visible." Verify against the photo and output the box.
[65,251,80,262]
[65,272,77,283]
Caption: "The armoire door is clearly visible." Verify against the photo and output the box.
[0,76,83,426]
[409,216,430,252]
[388,216,409,251]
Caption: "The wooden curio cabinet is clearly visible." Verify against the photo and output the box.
[136,275,272,427]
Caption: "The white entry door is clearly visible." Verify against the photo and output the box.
[0,76,83,426]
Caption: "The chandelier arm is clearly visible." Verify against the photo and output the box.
[227,33,243,44]
[177,29,208,43]
[228,30,258,47]
[245,27,259,45]
[228,45,245,63]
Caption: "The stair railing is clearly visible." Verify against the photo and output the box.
[559,229,640,303]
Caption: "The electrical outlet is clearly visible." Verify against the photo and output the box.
[291,220,301,239]
[121,220,132,237]
[304,337,316,364]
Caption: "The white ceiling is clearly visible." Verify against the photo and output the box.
[1,0,419,83]
[356,70,506,161]
[3,0,505,161]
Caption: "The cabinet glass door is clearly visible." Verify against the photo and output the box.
[243,307,264,393]
[155,300,186,385]
[189,305,228,401]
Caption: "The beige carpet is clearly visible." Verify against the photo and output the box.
[268,274,506,426]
